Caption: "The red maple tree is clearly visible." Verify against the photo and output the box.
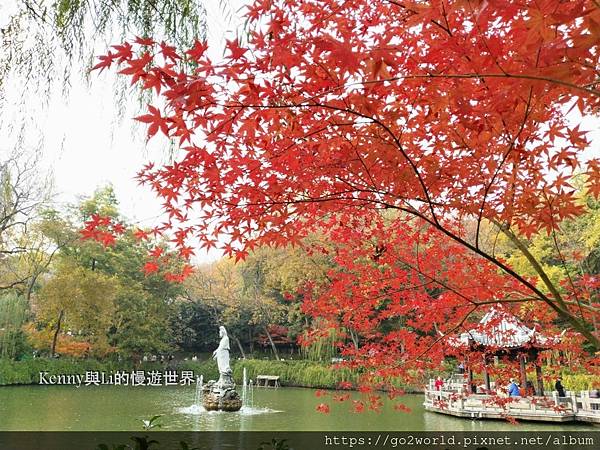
[89,0,600,362]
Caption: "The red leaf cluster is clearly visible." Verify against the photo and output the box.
[93,0,600,362]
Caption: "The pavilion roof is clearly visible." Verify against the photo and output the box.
[451,307,559,349]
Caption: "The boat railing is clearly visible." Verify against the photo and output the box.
[424,381,600,422]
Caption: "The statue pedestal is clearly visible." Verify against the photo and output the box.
[202,376,242,412]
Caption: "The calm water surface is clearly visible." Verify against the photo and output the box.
[0,385,596,431]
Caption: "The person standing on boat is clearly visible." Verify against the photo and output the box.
[434,376,444,400]
[555,377,566,397]
[508,378,520,397]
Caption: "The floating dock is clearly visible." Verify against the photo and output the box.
[424,378,600,424]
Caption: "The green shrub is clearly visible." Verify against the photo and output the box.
[229,359,360,389]
[544,373,598,392]
[0,358,164,385]
[0,357,429,391]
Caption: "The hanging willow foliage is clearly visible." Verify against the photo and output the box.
[0,0,221,97]
[301,327,341,363]
[0,292,28,360]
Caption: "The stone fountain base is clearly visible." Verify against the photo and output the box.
[203,390,242,411]
[202,375,242,412]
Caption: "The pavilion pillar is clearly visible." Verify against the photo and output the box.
[483,355,491,392]
[467,366,474,393]
[535,364,544,396]
[533,349,544,396]
[519,354,527,389]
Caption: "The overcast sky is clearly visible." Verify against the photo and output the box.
[0,0,246,262]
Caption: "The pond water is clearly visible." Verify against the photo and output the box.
[0,385,596,431]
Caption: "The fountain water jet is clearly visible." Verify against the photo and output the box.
[249,380,254,408]
[194,375,204,406]
[241,368,248,408]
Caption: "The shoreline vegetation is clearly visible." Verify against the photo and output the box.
[0,358,596,394]
[0,358,427,392]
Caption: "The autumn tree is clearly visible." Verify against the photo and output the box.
[182,257,261,357]
[92,0,600,363]
[0,149,54,298]
[36,260,118,357]
[32,187,185,358]
[178,246,331,357]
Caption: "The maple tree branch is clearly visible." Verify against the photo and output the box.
[477,296,599,313]
[405,238,505,309]
[202,168,600,347]
[308,101,442,227]
[563,300,600,313]
[216,99,442,226]
[497,224,568,308]
[412,306,479,362]
[384,0,453,36]
[475,86,534,249]
[365,72,600,97]
[549,225,585,319]
[492,222,599,346]
[220,183,596,344]
[392,205,600,349]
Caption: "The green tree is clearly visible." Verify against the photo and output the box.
[170,298,220,353]
[34,186,184,358]
[495,190,600,340]
[0,292,29,359]
[36,260,118,356]
[111,282,172,360]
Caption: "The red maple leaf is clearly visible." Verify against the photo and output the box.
[91,52,117,72]
[225,39,247,60]
[135,105,169,139]
[178,246,195,259]
[133,229,150,241]
[143,261,159,275]
[186,40,208,62]
[112,223,126,234]
[316,403,330,414]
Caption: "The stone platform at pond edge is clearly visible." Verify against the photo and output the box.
[424,379,600,424]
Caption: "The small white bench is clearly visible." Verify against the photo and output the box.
[256,375,280,388]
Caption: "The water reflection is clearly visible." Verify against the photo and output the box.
[0,386,595,431]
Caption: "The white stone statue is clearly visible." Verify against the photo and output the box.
[213,326,232,384]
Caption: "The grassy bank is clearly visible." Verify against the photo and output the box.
[0,357,422,391]
[146,359,423,392]
[4,358,594,393]
[0,358,164,385]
